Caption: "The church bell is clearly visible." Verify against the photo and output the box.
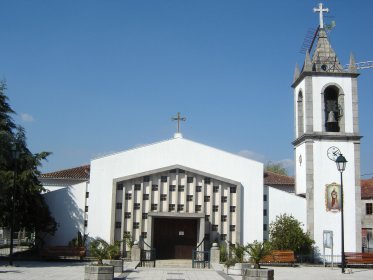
[327,111,337,124]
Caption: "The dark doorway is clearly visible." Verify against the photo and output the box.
[153,218,197,259]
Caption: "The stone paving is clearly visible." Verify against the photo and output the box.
[1,260,373,280]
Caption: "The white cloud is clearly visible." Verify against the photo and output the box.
[237,149,267,163]
[20,113,35,122]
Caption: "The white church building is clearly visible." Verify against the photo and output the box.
[40,3,362,258]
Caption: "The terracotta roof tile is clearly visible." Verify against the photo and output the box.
[361,179,373,199]
[41,165,90,180]
[264,171,294,186]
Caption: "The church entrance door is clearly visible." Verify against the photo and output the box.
[153,218,197,259]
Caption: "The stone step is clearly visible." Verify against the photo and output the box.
[155,259,193,268]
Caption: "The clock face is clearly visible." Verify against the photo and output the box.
[327,146,341,161]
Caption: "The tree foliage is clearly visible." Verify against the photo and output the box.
[0,81,56,237]
[265,162,288,176]
[269,214,314,255]
[245,240,272,269]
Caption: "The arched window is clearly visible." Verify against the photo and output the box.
[297,91,304,135]
[324,86,340,132]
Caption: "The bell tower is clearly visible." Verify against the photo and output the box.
[292,3,362,253]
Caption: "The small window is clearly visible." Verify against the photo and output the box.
[133,222,139,229]
[263,209,267,216]
[366,203,373,215]
[230,186,236,193]
[187,177,194,183]
[178,185,184,192]
[143,176,150,183]
[169,185,176,191]
[204,177,211,184]
[142,232,147,238]
[263,224,267,231]
[161,194,167,201]
[221,196,227,203]
[161,176,168,182]
[213,186,219,193]
[134,184,141,191]
[213,205,219,212]
[134,203,140,210]
[178,169,185,173]
[221,215,227,222]
[86,192,89,198]
[152,184,158,191]
[142,213,148,219]
[196,186,202,192]
[115,222,121,229]
[125,212,131,219]
[116,203,122,210]
[230,206,236,212]
[169,204,175,211]
[195,205,201,212]
[177,204,184,212]
[151,204,157,211]
[263,195,267,202]
[84,220,88,227]
[170,169,177,173]
[212,224,218,231]
[204,196,210,202]
[205,215,210,222]
[116,183,123,190]
[125,193,132,200]
[221,234,227,241]
[143,194,149,200]
[187,195,193,201]
[85,206,89,212]
[230,225,236,232]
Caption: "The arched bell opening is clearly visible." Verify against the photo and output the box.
[324,85,342,132]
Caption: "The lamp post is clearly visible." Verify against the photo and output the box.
[9,143,19,266]
[335,154,347,273]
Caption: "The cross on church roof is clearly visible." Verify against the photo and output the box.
[313,3,329,29]
[172,112,186,133]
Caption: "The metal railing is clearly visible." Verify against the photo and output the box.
[139,236,156,267]
[192,237,210,268]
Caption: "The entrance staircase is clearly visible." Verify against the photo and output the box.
[156,259,193,268]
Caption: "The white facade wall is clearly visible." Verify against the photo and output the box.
[43,181,87,246]
[88,137,263,245]
[295,143,307,195]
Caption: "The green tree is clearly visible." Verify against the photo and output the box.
[0,82,57,240]
[245,240,272,269]
[269,214,314,255]
[265,162,288,175]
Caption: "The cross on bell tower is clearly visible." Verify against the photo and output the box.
[313,3,329,29]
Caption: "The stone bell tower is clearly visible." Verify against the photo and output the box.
[291,3,362,253]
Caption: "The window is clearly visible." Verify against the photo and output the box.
[178,185,184,192]
[177,204,184,212]
[151,204,157,211]
[178,169,185,173]
[213,186,219,193]
[169,185,176,191]
[169,204,175,211]
[263,209,267,216]
[133,222,139,229]
[161,176,168,182]
[205,215,210,222]
[213,205,219,212]
[125,212,131,219]
[125,193,132,200]
[263,224,267,231]
[86,192,89,198]
[263,195,267,201]
[230,206,236,212]
[161,194,167,201]
[142,213,148,219]
[230,225,236,232]
[204,196,210,202]
[84,220,88,227]
[142,232,147,238]
[134,203,140,210]
[195,205,201,212]
[196,186,202,192]
[230,186,236,193]
[204,177,211,184]
[116,203,122,210]
[143,176,150,183]
[221,215,227,222]
[204,233,210,240]
[366,203,373,215]
[116,183,123,190]
[221,196,227,203]
[221,234,227,241]
[134,184,141,191]
[187,177,194,183]
[170,169,177,173]
[85,206,89,212]
[187,195,193,201]
[115,222,121,229]
[143,194,149,200]
[212,224,218,231]
[152,184,158,191]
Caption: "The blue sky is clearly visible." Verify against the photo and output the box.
[1,0,372,177]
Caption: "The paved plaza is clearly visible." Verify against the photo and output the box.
[1,261,373,280]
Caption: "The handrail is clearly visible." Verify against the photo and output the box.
[195,236,206,251]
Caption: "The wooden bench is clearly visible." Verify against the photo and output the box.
[41,246,86,260]
[345,252,373,266]
[261,250,296,266]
